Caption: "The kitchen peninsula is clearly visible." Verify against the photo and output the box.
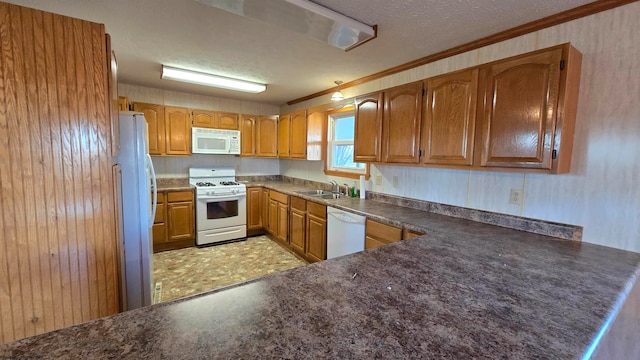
[1,190,638,359]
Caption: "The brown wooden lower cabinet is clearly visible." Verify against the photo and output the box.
[365,219,402,249]
[153,190,195,252]
[246,187,263,236]
[305,202,327,262]
[268,190,289,246]
[290,197,307,254]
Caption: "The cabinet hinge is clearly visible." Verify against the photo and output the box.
[560,60,565,70]
[552,149,557,159]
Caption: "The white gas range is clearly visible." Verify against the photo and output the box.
[189,167,247,246]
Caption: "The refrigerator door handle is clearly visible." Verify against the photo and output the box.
[146,154,157,227]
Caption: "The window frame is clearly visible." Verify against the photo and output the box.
[324,106,370,179]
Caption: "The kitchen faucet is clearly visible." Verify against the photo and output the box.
[330,180,339,193]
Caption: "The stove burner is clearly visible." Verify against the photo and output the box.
[220,181,240,186]
[196,182,216,187]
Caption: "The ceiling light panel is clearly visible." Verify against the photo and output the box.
[195,0,376,50]
[161,66,266,93]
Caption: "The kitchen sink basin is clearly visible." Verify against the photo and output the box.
[295,189,333,196]
[295,189,342,199]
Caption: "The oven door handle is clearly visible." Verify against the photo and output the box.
[198,194,246,201]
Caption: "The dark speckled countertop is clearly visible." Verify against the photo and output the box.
[2,180,639,359]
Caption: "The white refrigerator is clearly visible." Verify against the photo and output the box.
[117,111,157,310]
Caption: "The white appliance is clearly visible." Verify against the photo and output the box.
[116,111,157,310]
[192,127,240,154]
[189,167,247,245]
[327,207,366,259]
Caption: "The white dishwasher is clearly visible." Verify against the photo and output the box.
[327,207,366,259]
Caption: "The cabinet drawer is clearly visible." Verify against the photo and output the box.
[167,191,193,202]
[365,235,386,249]
[290,196,306,211]
[403,228,425,240]
[269,190,288,204]
[366,219,402,244]
[307,201,326,218]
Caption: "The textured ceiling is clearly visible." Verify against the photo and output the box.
[5,0,595,105]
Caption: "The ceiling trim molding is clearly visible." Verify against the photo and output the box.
[286,0,639,105]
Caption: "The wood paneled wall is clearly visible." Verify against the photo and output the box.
[0,2,119,343]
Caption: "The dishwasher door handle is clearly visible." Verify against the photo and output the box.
[328,211,363,224]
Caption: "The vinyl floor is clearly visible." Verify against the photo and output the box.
[152,235,307,303]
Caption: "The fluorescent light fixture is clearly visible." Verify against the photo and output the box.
[161,65,266,93]
[195,0,377,51]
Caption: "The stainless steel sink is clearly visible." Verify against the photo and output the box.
[295,189,332,196]
[295,189,342,199]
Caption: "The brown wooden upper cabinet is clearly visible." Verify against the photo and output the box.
[256,115,278,157]
[421,68,479,166]
[240,114,257,156]
[479,45,580,172]
[383,82,423,163]
[289,110,307,159]
[133,102,166,155]
[240,114,278,157]
[278,113,291,158]
[165,106,191,155]
[192,109,239,130]
[354,92,384,162]
[276,110,322,160]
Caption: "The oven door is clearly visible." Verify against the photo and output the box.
[196,193,247,231]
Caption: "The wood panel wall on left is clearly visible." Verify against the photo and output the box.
[0,2,120,343]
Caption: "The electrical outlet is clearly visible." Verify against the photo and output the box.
[375,174,382,186]
[509,189,522,205]
[393,176,399,188]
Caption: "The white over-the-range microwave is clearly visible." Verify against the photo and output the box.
[192,127,240,154]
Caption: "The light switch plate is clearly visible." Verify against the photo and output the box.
[375,174,382,186]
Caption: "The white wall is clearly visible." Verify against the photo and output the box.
[119,83,281,177]
[280,3,640,253]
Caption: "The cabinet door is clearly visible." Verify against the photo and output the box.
[262,188,270,232]
[217,112,239,130]
[133,102,165,155]
[278,114,291,158]
[246,187,262,231]
[165,106,191,155]
[306,214,327,262]
[256,116,278,157]
[192,109,216,128]
[277,202,289,243]
[268,199,278,236]
[106,35,120,157]
[481,48,562,169]
[383,82,423,163]
[152,223,167,245]
[240,114,256,156]
[306,110,324,161]
[354,92,383,162]
[365,235,386,249]
[421,69,478,165]
[289,110,307,159]
[167,201,194,241]
[290,208,306,254]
